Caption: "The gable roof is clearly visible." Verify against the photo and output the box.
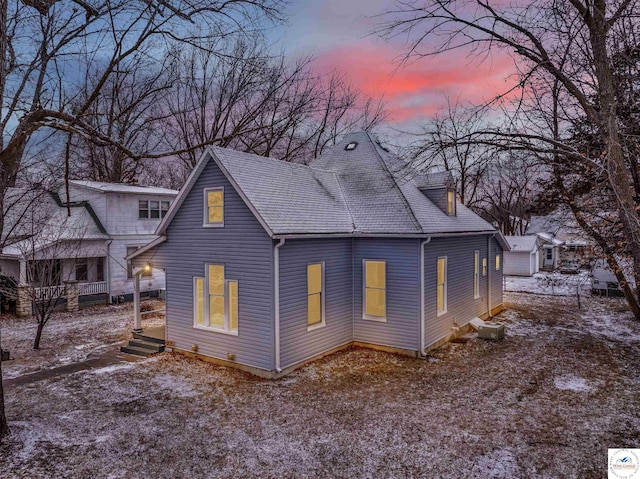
[156,132,506,245]
[69,180,178,196]
[1,189,109,257]
[505,235,538,253]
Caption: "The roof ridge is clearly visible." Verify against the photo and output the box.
[365,131,424,233]
[332,172,356,232]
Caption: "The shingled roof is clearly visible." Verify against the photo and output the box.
[157,131,503,240]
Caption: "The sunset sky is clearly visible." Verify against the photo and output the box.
[277,0,517,129]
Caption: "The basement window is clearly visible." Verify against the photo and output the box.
[345,141,358,151]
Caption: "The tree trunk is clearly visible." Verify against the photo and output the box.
[0,327,9,442]
[589,7,640,318]
[33,322,44,350]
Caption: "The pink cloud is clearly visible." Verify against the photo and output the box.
[312,43,518,124]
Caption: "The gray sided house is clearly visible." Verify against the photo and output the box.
[130,132,508,377]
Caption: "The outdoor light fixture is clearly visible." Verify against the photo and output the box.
[144,263,151,272]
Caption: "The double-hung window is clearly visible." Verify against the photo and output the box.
[474,251,480,299]
[363,260,386,321]
[307,263,325,330]
[437,256,447,316]
[193,264,238,334]
[482,258,487,276]
[204,188,224,226]
[139,200,170,219]
[495,254,501,271]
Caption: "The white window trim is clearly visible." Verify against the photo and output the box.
[203,187,224,228]
[437,256,448,317]
[307,261,326,332]
[362,259,387,322]
[474,250,480,299]
[192,264,238,335]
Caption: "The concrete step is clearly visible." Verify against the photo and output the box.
[132,331,165,345]
[128,339,164,352]
[120,345,155,357]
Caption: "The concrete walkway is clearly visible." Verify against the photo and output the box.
[2,346,144,391]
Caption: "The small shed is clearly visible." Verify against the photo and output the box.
[504,236,539,276]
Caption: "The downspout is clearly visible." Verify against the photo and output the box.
[487,233,496,319]
[274,238,285,373]
[419,237,432,356]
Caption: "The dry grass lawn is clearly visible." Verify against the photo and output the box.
[0,292,639,478]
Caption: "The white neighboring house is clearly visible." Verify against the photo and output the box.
[61,180,178,302]
[504,236,540,276]
[0,181,178,311]
[526,211,593,268]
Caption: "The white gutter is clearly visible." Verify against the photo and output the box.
[487,233,496,318]
[274,238,286,372]
[419,237,432,355]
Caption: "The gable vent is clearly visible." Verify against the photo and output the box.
[344,141,358,151]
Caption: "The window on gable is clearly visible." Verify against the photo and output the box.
[496,254,501,271]
[474,251,480,299]
[307,263,325,329]
[364,260,386,320]
[446,190,456,216]
[193,264,238,334]
[437,256,447,316]
[204,188,224,226]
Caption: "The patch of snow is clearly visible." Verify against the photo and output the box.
[89,362,137,375]
[554,375,594,393]
[471,448,521,478]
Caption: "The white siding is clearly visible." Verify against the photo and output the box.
[504,251,534,276]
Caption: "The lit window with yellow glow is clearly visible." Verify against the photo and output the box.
[194,277,204,326]
[204,188,224,226]
[193,263,238,334]
[447,190,455,215]
[307,263,324,328]
[437,257,447,316]
[495,254,501,271]
[482,258,487,276]
[474,251,480,299]
[364,260,386,320]
[209,264,225,327]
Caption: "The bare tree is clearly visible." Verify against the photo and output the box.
[476,151,543,235]
[14,189,89,349]
[0,0,284,439]
[378,0,640,318]
[158,37,387,184]
[407,99,493,207]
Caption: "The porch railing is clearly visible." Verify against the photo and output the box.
[33,285,66,302]
[78,281,108,296]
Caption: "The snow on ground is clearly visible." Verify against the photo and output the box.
[505,271,591,296]
[1,293,639,478]
[0,299,164,379]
